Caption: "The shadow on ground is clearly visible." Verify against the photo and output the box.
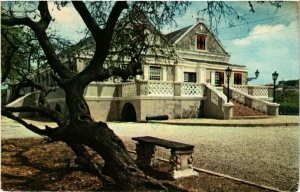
[1,138,277,192]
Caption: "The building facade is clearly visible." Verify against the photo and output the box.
[13,19,278,121]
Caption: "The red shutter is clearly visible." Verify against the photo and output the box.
[220,72,224,85]
[201,35,206,50]
[197,35,201,49]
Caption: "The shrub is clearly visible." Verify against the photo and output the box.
[275,89,299,115]
[279,102,299,115]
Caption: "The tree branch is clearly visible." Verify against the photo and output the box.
[72,1,102,40]
[2,109,48,136]
[74,1,128,88]
[1,2,73,80]
[104,1,129,38]
[4,106,67,127]
[248,2,255,13]
[1,17,34,28]
[2,108,70,142]
[1,46,18,83]
[38,1,52,30]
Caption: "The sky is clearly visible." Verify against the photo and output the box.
[46,2,299,85]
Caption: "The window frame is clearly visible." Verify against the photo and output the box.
[215,71,224,86]
[184,72,197,83]
[234,73,242,85]
[196,34,206,50]
[149,66,162,81]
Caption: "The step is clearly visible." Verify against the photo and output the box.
[232,101,267,117]
[232,116,270,120]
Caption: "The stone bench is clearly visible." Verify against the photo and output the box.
[132,136,198,179]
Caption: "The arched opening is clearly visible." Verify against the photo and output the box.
[55,104,62,113]
[121,102,137,122]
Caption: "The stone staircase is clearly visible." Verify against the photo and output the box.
[232,100,268,119]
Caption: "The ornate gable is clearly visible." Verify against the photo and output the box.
[166,21,229,56]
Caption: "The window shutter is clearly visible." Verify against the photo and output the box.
[220,72,224,85]
[197,35,201,49]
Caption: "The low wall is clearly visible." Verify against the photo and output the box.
[140,97,204,121]
[6,91,40,118]
[10,82,207,122]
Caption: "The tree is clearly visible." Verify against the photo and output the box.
[1,1,283,190]
[1,1,190,190]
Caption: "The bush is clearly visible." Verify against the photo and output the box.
[279,102,299,115]
[275,89,299,115]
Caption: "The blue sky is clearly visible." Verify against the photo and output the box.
[48,1,299,85]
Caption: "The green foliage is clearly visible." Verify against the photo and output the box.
[279,102,299,115]
[276,89,299,115]
[278,79,299,88]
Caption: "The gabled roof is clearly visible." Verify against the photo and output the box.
[165,25,191,44]
[164,20,228,55]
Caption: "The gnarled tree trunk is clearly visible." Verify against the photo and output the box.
[62,84,166,190]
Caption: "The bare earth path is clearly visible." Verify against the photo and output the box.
[1,117,299,191]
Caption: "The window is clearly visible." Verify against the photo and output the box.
[215,72,224,86]
[184,72,197,82]
[234,73,242,85]
[149,66,161,80]
[197,34,206,50]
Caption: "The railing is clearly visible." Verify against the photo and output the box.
[119,81,205,97]
[6,91,40,108]
[6,91,40,118]
[121,82,137,97]
[204,84,233,119]
[232,85,273,98]
[206,84,227,104]
[180,83,204,96]
[147,81,174,96]
[228,86,279,116]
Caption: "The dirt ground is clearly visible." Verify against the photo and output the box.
[1,137,295,192]
[1,117,298,191]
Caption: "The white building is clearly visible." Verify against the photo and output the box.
[15,18,278,121]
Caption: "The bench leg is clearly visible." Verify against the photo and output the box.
[169,150,198,179]
[135,142,156,169]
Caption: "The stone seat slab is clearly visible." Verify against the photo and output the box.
[132,136,194,151]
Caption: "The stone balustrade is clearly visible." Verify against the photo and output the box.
[205,84,233,120]
[228,86,279,116]
[119,81,205,97]
[232,85,273,98]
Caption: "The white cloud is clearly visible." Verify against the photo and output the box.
[228,20,299,85]
[49,3,81,26]
[233,21,298,46]
[48,2,85,42]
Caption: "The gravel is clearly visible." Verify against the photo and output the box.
[1,117,298,191]
[109,122,299,191]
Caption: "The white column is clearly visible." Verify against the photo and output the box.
[176,66,183,82]
[162,66,167,81]
[197,68,206,83]
[201,68,206,83]
[175,65,180,82]
[211,71,215,85]
[143,65,149,80]
[197,68,201,83]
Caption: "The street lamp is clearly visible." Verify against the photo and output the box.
[247,69,259,81]
[225,66,232,102]
[272,71,279,102]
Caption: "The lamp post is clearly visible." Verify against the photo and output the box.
[247,69,259,81]
[225,66,232,103]
[272,71,279,103]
